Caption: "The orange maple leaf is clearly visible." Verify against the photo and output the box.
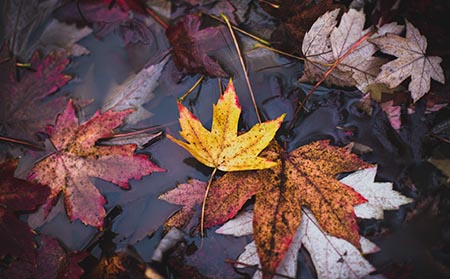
[204,141,371,278]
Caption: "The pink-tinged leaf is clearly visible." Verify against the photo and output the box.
[28,100,165,228]
[0,48,70,142]
[1,235,87,279]
[159,179,206,229]
[0,159,50,263]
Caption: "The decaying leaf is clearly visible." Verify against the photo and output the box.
[163,140,370,278]
[166,14,229,78]
[1,235,87,279]
[28,100,165,227]
[102,57,169,125]
[370,20,445,102]
[0,49,70,142]
[217,165,413,279]
[266,0,344,56]
[342,167,413,219]
[299,208,379,279]
[251,141,369,278]
[300,8,404,92]
[0,159,50,263]
[159,179,206,229]
[167,79,285,172]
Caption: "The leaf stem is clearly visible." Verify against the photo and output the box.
[258,0,280,9]
[105,126,163,139]
[178,75,205,102]
[0,135,44,151]
[200,167,217,238]
[254,44,306,61]
[206,14,270,46]
[221,13,262,124]
[287,30,376,131]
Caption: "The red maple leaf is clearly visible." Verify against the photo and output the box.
[28,100,165,228]
[166,14,229,78]
[0,159,50,263]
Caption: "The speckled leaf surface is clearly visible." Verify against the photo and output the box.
[159,179,206,229]
[167,79,285,172]
[28,100,165,228]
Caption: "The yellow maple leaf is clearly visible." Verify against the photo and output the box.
[167,79,285,172]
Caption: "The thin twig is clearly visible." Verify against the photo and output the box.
[224,259,295,279]
[144,6,169,29]
[178,75,205,102]
[287,30,376,131]
[201,167,217,238]
[253,44,306,61]
[430,133,450,143]
[206,14,270,46]
[221,14,262,123]
[258,0,280,9]
[0,135,44,150]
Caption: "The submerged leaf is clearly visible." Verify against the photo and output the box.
[28,101,165,227]
[167,79,285,171]
[102,57,169,125]
[1,235,87,279]
[166,14,229,78]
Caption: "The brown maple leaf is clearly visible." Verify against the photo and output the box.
[28,100,165,228]
[205,141,371,278]
[0,48,70,143]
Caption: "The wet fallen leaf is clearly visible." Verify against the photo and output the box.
[340,167,413,219]
[28,100,165,228]
[1,235,87,279]
[166,14,229,78]
[370,20,445,102]
[164,140,370,278]
[298,208,379,279]
[266,0,343,56]
[301,8,404,91]
[102,57,169,125]
[0,48,70,143]
[0,159,49,263]
[167,79,285,171]
[217,165,412,279]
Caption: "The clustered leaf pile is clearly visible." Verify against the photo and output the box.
[0,1,447,278]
